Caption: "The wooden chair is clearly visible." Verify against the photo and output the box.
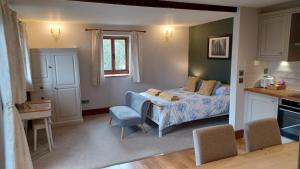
[193,124,237,166]
[244,118,281,152]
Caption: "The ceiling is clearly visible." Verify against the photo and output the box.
[9,0,292,26]
[167,0,293,8]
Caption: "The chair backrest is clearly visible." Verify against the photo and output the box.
[193,124,237,166]
[125,91,150,122]
[244,118,281,152]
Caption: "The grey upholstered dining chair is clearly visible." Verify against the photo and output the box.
[193,124,238,166]
[109,91,151,140]
[244,118,282,152]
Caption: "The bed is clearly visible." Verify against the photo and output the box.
[140,86,230,137]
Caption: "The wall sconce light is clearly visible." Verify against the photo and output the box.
[50,24,61,41]
[164,25,173,41]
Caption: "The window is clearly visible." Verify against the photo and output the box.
[103,36,129,75]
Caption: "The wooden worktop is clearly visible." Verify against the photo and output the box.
[245,87,300,102]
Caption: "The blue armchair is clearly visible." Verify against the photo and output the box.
[109,91,151,140]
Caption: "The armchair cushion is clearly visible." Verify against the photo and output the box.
[110,106,140,126]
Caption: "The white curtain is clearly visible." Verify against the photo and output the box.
[130,31,142,83]
[91,30,104,86]
[18,22,33,91]
[0,2,33,169]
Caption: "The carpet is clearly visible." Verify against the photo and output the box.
[28,114,228,169]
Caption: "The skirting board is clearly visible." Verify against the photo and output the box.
[82,107,109,116]
[52,118,84,127]
[235,129,244,139]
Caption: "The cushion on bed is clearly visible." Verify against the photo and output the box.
[195,79,203,92]
[183,76,198,92]
[213,85,230,96]
[198,80,217,96]
[211,81,222,95]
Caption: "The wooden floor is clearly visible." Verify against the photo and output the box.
[104,139,246,169]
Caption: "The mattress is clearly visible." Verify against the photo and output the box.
[140,88,230,130]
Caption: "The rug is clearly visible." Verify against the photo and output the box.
[28,114,228,169]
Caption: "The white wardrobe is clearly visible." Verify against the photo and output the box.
[30,48,83,126]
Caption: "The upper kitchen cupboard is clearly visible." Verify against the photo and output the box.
[30,48,83,126]
[288,13,300,61]
[257,9,300,61]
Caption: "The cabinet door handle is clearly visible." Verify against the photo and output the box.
[48,66,52,69]
[41,97,45,100]
[40,86,44,90]
[54,87,58,90]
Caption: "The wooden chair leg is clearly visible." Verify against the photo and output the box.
[44,118,52,152]
[141,124,146,133]
[48,117,54,147]
[121,127,125,140]
[109,117,112,125]
[34,128,37,152]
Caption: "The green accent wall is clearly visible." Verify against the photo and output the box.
[188,18,233,84]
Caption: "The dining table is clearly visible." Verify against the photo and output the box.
[199,142,299,169]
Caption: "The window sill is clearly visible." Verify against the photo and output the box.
[104,74,130,77]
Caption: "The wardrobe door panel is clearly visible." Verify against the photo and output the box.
[53,53,79,88]
[55,87,81,120]
[30,52,52,84]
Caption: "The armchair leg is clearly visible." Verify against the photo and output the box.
[109,117,112,125]
[141,124,146,133]
[121,127,125,140]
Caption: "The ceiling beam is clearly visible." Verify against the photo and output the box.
[69,0,238,12]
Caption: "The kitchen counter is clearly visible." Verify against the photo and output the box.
[245,87,300,102]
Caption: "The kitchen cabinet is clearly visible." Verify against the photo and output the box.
[30,48,83,126]
[257,8,300,61]
[288,13,300,61]
[244,91,279,123]
[257,13,291,61]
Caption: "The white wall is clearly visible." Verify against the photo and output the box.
[0,97,4,169]
[25,21,189,110]
[230,7,259,130]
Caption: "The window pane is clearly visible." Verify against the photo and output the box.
[114,40,126,70]
[103,39,112,70]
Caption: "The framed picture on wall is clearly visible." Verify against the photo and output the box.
[207,35,231,60]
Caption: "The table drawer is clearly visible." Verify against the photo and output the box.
[30,92,53,101]
[32,83,52,92]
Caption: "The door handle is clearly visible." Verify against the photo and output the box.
[54,87,58,90]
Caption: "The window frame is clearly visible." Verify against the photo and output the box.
[103,36,129,75]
